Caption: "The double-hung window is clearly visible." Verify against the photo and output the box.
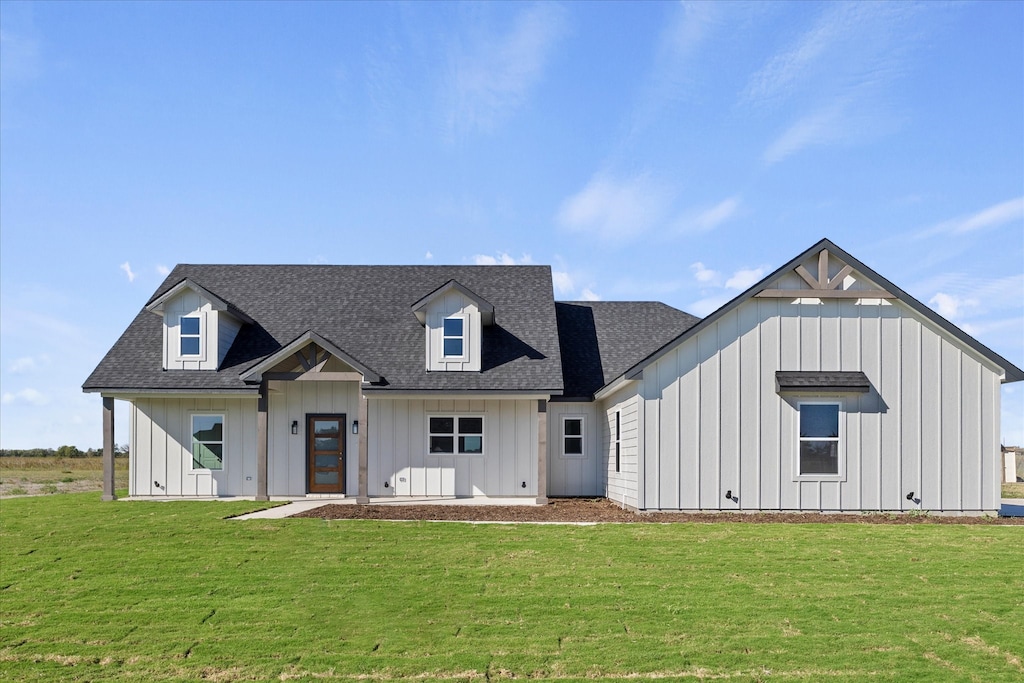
[798,402,840,476]
[562,416,584,457]
[180,316,201,356]
[191,414,224,470]
[442,317,465,358]
[429,416,483,455]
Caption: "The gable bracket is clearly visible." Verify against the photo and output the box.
[757,249,894,299]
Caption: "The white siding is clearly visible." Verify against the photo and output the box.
[129,396,258,496]
[424,292,482,372]
[547,402,604,496]
[267,381,361,496]
[603,386,640,509]
[368,397,536,497]
[160,289,243,370]
[639,292,1004,513]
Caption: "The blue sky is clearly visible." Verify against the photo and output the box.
[1,1,1022,449]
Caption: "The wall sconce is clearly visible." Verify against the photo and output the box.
[352,420,359,435]
[291,420,298,435]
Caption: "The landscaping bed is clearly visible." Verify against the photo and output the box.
[294,496,1024,524]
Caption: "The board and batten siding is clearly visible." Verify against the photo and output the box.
[603,386,641,509]
[159,289,243,370]
[267,380,361,496]
[639,297,1002,512]
[546,401,604,496]
[129,396,258,497]
[368,397,537,497]
[424,291,482,372]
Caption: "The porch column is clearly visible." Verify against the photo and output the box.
[102,396,116,501]
[357,392,369,503]
[255,380,269,501]
[536,399,548,505]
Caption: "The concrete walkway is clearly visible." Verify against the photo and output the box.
[232,496,540,520]
[234,498,1024,520]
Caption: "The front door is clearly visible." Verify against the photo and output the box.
[307,415,345,494]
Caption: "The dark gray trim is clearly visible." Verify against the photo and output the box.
[84,388,259,395]
[145,278,255,324]
[240,330,382,384]
[620,238,1024,384]
[361,388,562,396]
[411,279,496,326]
[775,371,871,393]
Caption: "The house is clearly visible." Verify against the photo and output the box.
[84,239,1023,514]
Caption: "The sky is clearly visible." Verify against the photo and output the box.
[1,0,1022,450]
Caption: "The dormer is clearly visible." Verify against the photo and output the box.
[412,280,494,372]
[145,278,253,371]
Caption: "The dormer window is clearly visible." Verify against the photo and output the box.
[180,316,201,356]
[442,317,465,358]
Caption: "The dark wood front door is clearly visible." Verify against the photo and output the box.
[308,415,345,494]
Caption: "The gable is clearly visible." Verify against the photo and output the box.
[623,239,1023,385]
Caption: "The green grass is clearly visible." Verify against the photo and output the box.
[0,457,129,497]
[1002,482,1024,498]
[2,494,1023,681]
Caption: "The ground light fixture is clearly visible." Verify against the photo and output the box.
[906,491,915,501]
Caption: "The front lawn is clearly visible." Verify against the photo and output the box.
[1,494,1022,681]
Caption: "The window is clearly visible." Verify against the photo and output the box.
[562,417,584,457]
[191,414,223,470]
[798,403,840,475]
[442,317,464,358]
[429,416,483,454]
[180,316,201,356]
[614,411,621,473]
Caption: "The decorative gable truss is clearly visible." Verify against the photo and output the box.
[755,248,895,301]
[144,278,254,371]
[239,330,381,384]
[411,280,495,372]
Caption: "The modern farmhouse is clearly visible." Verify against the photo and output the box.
[84,239,1023,514]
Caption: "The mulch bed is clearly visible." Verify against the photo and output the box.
[292,497,1024,524]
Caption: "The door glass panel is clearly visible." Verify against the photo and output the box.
[315,455,339,468]
[314,437,339,452]
[314,471,339,485]
[314,420,340,436]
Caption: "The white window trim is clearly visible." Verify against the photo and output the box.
[561,415,585,459]
[441,315,468,361]
[426,413,485,456]
[190,412,224,472]
[176,312,207,362]
[794,400,845,482]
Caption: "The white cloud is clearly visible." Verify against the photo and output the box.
[156,264,170,276]
[675,196,742,234]
[8,356,36,373]
[425,251,434,261]
[551,271,574,296]
[445,3,566,136]
[687,294,731,318]
[928,292,978,321]
[918,197,1024,238]
[1,388,47,406]
[471,252,533,266]
[119,261,136,283]
[579,288,601,302]
[762,103,847,164]
[690,262,719,285]
[725,266,769,291]
[557,172,674,242]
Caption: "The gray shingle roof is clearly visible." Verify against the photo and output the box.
[84,265,564,394]
[554,301,701,399]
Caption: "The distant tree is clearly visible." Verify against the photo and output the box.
[115,443,130,457]
[56,445,85,458]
